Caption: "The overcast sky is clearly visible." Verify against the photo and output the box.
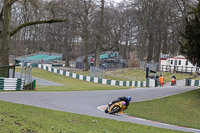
[114,0,122,3]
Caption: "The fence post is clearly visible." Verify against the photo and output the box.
[146,67,149,79]
[13,65,15,78]
[155,79,158,87]
[170,65,171,72]
[188,79,191,86]
[33,80,36,91]
[185,78,189,86]
[167,65,168,72]
[182,66,183,73]
[146,79,149,87]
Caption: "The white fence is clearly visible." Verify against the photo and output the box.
[160,65,199,74]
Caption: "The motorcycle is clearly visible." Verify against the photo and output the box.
[171,78,176,86]
[105,101,126,114]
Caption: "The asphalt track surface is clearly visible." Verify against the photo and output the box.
[0,79,200,132]
[15,72,62,86]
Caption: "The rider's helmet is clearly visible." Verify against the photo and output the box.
[127,96,131,102]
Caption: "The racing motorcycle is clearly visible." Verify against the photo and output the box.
[171,78,176,86]
[105,101,126,114]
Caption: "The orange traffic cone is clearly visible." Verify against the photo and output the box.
[131,85,134,89]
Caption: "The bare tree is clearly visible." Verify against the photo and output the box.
[0,0,66,66]
[72,0,97,71]
[1,0,194,67]
[95,0,104,68]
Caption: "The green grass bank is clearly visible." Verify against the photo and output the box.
[0,100,182,133]
[125,88,200,129]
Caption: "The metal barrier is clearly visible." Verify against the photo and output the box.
[24,64,32,85]
[21,63,36,90]
[0,78,24,91]
[90,66,104,78]
[0,65,15,78]
[140,61,160,72]
[185,79,200,86]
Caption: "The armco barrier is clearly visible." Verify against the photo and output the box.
[0,78,24,91]
[38,64,156,87]
[186,79,200,86]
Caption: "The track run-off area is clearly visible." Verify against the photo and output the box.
[0,78,200,132]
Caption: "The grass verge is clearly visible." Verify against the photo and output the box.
[16,68,129,91]
[71,68,193,82]
[125,88,200,129]
[193,76,200,80]
[0,100,182,133]
[71,68,146,81]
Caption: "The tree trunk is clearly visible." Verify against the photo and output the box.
[84,35,89,71]
[147,30,154,62]
[154,27,162,63]
[128,44,131,59]
[162,29,168,54]
[95,0,104,68]
[162,17,168,54]
[0,0,11,66]
[95,43,101,67]
[65,51,70,67]
[0,22,2,62]
[123,39,128,59]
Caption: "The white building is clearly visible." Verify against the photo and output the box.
[160,55,199,73]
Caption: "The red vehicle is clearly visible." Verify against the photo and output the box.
[171,78,176,86]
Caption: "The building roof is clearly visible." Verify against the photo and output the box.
[160,55,186,60]
[169,55,185,60]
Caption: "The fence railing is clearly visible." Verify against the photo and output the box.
[140,61,160,71]
[24,64,32,85]
[0,65,15,78]
[160,65,199,74]
[90,66,104,79]
[140,61,200,75]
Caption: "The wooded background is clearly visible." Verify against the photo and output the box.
[0,0,196,70]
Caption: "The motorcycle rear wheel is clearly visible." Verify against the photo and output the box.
[109,106,120,114]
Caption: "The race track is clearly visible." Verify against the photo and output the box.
[15,72,62,86]
[0,85,199,132]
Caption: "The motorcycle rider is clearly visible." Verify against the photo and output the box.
[171,74,176,80]
[105,96,132,113]
[171,74,176,84]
